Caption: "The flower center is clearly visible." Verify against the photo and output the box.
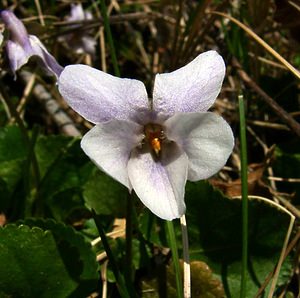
[144,123,166,156]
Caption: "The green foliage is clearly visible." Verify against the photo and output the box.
[83,169,127,217]
[0,222,99,297]
[0,125,91,221]
[183,181,293,297]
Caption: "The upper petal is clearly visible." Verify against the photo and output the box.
[128,142,188,220]
[165,112,234,181]
[58,65,149,124]
[81,119,143,189]
[1,10,30,48]
[69,4,85,21]
[153,51,225,117]
[29,35,63,78]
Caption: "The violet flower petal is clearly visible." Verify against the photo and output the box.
[58,64,149,124]
[1,10,63,78]
[28,35,63,77]
[165,112,234,181]
[69,4,86,21]
[5,40,31,73]
[81,119,143,189]
[128,143,188,220]
[1,10,30,49]
[79,36,97,55]
[153,51,225,117]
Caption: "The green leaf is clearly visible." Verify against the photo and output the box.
[36,137,89,199]
[34,136,92,220]
[0,126,92,220]
[0,220,99,297]
[183,181,293,297]
[0,125,27,162]
[83,169,127,217]
[35,135,74,177]
[0,126,28,216]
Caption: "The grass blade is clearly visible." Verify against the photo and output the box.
[166,220,183,298]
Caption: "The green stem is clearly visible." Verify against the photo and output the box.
[92,210,132,298]
[239,95,248,298]
[98,0,120,77]
[166,220,183,298]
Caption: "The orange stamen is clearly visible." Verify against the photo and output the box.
[151,137,161,155]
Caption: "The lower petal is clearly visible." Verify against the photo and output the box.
[165,112,234,181]
[128,142,188,220]
[81,120,143,189]
[6,41,31,75]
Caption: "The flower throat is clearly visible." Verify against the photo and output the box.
[144,123,166,156]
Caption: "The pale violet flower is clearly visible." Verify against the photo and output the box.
[60,3,96,55]
[58,51,234,220]
[0,10,63,78]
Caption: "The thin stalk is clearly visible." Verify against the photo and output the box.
[98,0,120,77]
[166,220,183,298]
[239,95,248,298]
[180,215,191,298]
[125,193,133,284]
[92,210,132,298]
[171,0,184,69]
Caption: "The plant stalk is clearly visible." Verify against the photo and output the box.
[180,215,191,298]
[239,95,249,298]
[166,220,183,298]
[125,193,133,284]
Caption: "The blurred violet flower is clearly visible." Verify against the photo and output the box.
[60,3,96,55]
[0,10,63,79]
[58,51,234,220]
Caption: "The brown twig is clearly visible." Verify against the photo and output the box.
[233,58,300,137]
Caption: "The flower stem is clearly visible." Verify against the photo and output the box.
[239,95,248,298]
[125,193,133,284]
[98,0,120,77]
[166,220,183,298]
[180,215,191,298]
